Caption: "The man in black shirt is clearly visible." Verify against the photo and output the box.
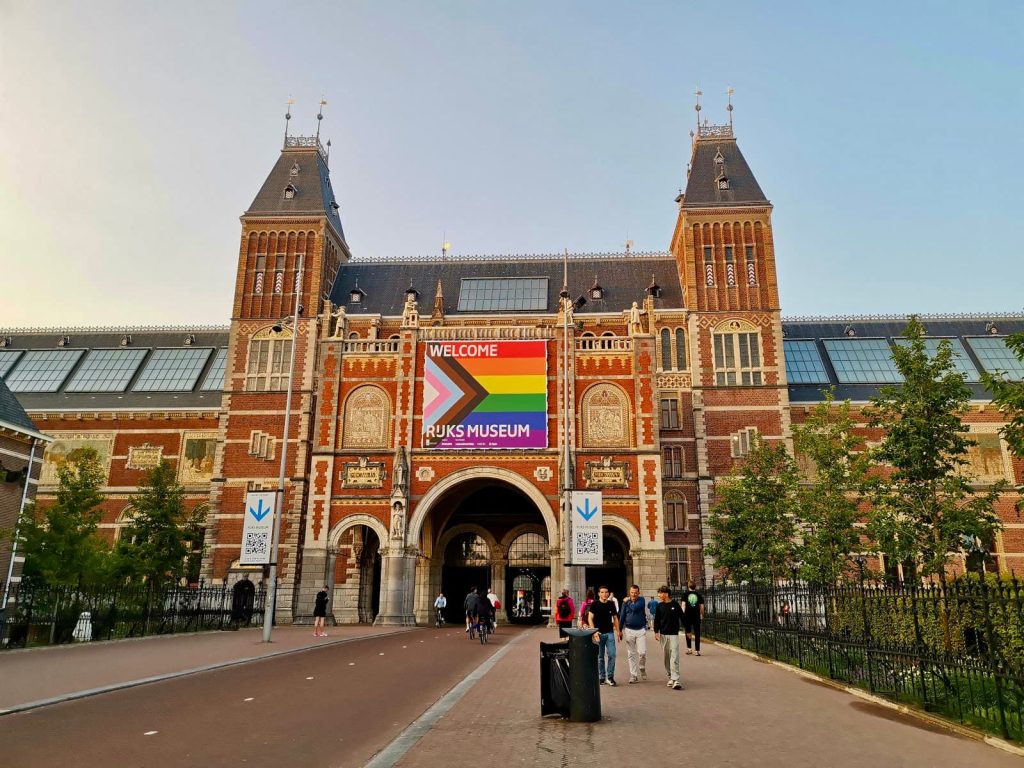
[587,586,620,686]
[682,580,705,656]
[653,585,685,690]
[464,587,481,633]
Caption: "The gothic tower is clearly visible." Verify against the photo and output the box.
[201,133,351,621]
[670,118,791,579]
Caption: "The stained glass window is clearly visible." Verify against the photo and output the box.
[133,348,212,391]
[4,349,84,392]
[457,278,548,312]
[784,339,831,384]
[822,339,902,384]
[65,349,149,392]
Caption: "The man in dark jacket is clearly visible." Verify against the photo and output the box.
[653,585,685,690]
[618,584,648,683]
[464,587,481,633]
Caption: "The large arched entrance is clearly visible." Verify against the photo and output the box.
[410,468,558,626]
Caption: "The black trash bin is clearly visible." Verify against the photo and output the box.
[540,641,571,717]
[564,628,601,722]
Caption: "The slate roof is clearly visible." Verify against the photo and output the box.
[782,314,1024,403]
[0,377,43,438]
[329,253,685,316]
[682,136,769,209]
[0,328,229,413]
[245,144,346,243]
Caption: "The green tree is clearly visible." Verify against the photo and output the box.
[982,331,1024,458]
[114,460,204,586]
[792,391,871,584]
[15,447,112,586]
[867,317,1004,578]
[706,438,800,583]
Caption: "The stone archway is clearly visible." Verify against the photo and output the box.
[327,515,388,624]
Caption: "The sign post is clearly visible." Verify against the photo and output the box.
[241,491,275,565]
[570,490,603,566]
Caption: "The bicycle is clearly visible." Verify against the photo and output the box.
[475,616,489,644]
[435,608,445,628]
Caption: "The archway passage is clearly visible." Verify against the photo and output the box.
[357,527,382,623]
[584,532,629,605]
[334,524,382,624]
[424,477,552,626]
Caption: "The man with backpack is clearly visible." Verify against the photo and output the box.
[554,589,575,637]
[618,584,648,683]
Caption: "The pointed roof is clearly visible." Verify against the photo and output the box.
[245,140,347,242]
[0,377,48,440]
[682,131,769,209]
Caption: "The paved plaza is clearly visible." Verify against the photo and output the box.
[0,626,1019,767]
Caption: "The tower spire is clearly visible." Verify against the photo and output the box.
[315,97,327,142]
[727,87,734,129]
[283,98,294,146]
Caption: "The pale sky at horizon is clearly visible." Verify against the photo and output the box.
[1,1,1021,327]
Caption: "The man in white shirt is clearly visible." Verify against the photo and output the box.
[433,591,447,627]
[486,587,500,627]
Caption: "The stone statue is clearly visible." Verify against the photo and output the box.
[329,305,347,338]
[629,301,647,336]
[390,502,405,540]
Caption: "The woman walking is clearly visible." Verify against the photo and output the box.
[313,585,330,637]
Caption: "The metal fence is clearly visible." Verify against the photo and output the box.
[0,580,265,649]
[701,578,1024,742]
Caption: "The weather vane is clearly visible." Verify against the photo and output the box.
[315,96,327,142]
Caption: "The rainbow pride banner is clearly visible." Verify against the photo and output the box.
[422,340,548,449]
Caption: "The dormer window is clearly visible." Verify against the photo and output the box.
[647,274,662,299]
[590,276,604,301]
[349,285,366,305]
[717,176,729,190]
[405,285,420,303]
[284,184,297,199]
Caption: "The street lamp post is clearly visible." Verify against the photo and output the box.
[263,253,304,643]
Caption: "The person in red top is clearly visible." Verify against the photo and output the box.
[577,588,595,629]
[554,589,575,638]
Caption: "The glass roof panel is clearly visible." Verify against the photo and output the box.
[4,349,85,392]
[0,350,23,379]
[783,339,831,384]
[200,348,227,391]
[133,348,212,391]
[966,337,1024,381]
[822,339,903,384]
[65,348,149,392]
[457,277,548,312]
[893,338,979,382]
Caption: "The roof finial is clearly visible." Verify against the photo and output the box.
[442,234,451,262]
[694,88,703,132]
[726,87,734,129]
[284,97,294,146]
[315,96,327,142]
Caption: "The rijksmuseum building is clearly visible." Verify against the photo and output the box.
[2,119,1022,625]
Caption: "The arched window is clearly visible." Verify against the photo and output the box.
[342,385,390,448]
[246,327,293,391]
[445,533,490,565]
[581,383,630,448]
[507,533,548,566]
[660,328,672,370]
[675,328,687,368]
[664,493,687,532]
[712,319,763,386]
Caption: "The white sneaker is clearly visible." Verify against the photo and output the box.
[666,679,674,687]
[672,680,683,690]
[640,669,647,680]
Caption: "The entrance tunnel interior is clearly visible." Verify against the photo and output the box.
[428,479,552,625]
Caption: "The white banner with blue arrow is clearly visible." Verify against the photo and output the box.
[570,490,603,565]
[240,491,275,565]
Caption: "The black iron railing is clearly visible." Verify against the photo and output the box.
[700,578,1024,742]
[0,580,265,649]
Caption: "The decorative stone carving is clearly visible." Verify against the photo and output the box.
[126,443,163,471]
[416,466,435,483]
[342,386,390,448]
[341,455,387,488]
[390,501,405,541]
[581,383,629,448]
[533,466,553,482]
[583,456,632,488]
[392,446,408,494]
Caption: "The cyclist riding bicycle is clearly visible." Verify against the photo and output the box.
[433,591,447,627]
[464,587,482,634]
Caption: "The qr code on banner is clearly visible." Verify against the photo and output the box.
[575,532,599,556]
[244,531,269,558]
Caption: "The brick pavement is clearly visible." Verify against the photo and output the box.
[0,624,410,711]
[391,627,1021,768]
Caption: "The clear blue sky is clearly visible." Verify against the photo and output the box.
[1,1,1021,326]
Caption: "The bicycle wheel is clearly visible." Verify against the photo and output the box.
[479,624,487,644]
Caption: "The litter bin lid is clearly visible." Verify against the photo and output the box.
[562,627,599,638]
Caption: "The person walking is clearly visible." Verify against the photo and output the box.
[587,586,620,686]
[682,580,705,656]
[577,588,595,629]
[618,584,648,683]
[434,591,447,627]
[653,585,685,690]
[554,589,575,638]
[312,585,330,637]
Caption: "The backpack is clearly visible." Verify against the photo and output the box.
[557,599,571,620]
